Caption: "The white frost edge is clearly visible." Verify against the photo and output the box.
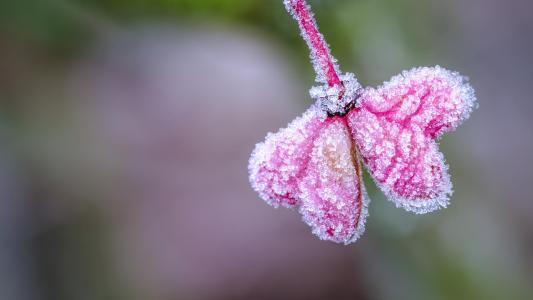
[247,105,327,209]
[367,66,476,214]
[344,184,371,244]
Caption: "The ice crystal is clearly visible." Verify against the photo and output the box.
[249,1,477,244]
[298,118,368,244]
[249,106,326,208]
[347,66,476,213]
[310,72,362,116]
[284,0,342,86]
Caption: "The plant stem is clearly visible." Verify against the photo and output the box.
[284,0,343,90]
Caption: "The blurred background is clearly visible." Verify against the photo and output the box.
[1,0,532,299]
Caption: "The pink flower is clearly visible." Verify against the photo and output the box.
[249,0,477,244]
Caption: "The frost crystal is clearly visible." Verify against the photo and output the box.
[249,106,326,208]
[347,66,476,213]
[310,72,362,115]
[298,119,368,244]
[284,0,342,86]
[249,0,477,244]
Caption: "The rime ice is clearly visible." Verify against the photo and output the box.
[310,72,362,116]
[249,0,477,244]
[249,106,326,208]
[347,66,476,213]
[284,0,342,87]
[249,113,369,244]
[299,119,368,244]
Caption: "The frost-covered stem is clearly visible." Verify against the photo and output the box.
[284,0,343,90]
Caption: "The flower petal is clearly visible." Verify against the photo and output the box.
[298,118,369,244]
[348,66,476,213]
[248,106,326,208]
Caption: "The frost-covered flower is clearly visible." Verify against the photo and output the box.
[249,0,477,244]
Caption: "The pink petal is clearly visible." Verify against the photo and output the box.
[248,106,327,208]
[298,118,369,244]
[348,66,476,213]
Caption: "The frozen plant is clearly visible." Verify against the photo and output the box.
[249,0,477,244]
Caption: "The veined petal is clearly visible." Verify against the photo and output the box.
[249,105,327,208]
[348,66,476,213]
[298,118,369,244]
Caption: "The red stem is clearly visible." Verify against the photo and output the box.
[285,0,343,88]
